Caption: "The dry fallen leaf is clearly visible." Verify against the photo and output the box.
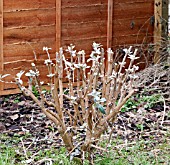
[9,114,19,120]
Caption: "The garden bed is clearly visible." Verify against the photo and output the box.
[0,63,170,164]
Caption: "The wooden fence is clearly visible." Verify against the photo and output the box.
[0,0,166,95]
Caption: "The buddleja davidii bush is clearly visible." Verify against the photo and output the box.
[0,43,139,164]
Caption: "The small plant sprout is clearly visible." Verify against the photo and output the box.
[0,43,140,164]
[16,71,25,85]
[43,47,52,60]
[66,44,76,57]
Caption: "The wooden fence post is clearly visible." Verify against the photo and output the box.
[0,0,3,92]
[154,0,168,63]
[107,0,113,49]
[56,0,61,52]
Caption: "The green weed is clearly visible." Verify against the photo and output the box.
[121,94,163,112]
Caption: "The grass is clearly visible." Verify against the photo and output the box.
[0,145,16,165]
[95,140,170,165]
[0,133,169,165]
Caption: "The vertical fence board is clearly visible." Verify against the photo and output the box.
[0,0,3,91]
[107,0,113,49]
[162,0,168,39]
[56,0,61,52]
[154,0,162,63]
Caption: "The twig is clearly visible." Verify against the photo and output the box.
[67,142,82,157]
[26,137,37,150]
[90,144,108,152]
[21,138,28,159]
[120,116,128,150]
[37,158,53,165]
[161,95,166,126]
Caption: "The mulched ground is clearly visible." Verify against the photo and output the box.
[0,94,63,150]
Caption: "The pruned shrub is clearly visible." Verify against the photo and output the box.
[1,43,139,164]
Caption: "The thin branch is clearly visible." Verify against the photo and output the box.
[161,95,166,126]
[90,144,108,152]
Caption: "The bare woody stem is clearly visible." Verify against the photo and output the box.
[93,89,135,139]
[17,84,73,151]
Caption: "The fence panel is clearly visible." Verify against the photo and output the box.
[0,0,155,95]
